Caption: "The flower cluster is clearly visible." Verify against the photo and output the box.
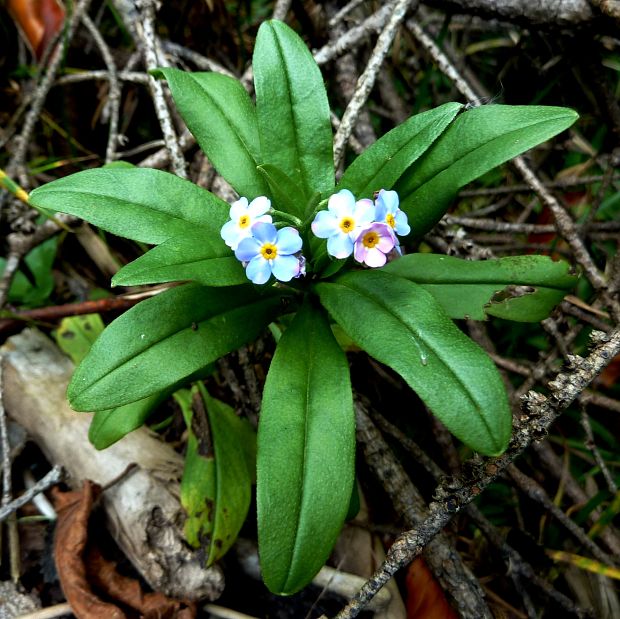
[311,189,409,267]
[220,189,408,284]
[221,196,304,285]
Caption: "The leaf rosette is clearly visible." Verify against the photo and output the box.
[28,19,579,595]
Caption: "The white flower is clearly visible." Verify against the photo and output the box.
[220,196,272,250]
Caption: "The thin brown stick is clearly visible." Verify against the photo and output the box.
[136,0,187,178]
[333,0,419,167]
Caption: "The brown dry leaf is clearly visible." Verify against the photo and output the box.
[53,481,196,619]
[87,547,196,619]
[405,557,458,619]
[53,481,125,618]
[7,0,65,60]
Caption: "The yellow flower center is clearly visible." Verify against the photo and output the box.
[238,215,250,228]
[339,217,355,233]
[362,231,379,248]
[260,243,278,260]
[386,213,395,228]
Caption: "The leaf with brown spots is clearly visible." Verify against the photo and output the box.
[53,481,196,618]
[176,385,255,565]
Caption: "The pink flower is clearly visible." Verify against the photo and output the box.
[353,222,396,268]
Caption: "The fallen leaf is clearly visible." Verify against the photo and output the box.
[53,481,196,618]
[87,547,196,619]
[7,0,65,61]
[53,481,124,618]
[405,557,458,619]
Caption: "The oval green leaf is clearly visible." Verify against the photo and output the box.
[155,68,268,198]
[258,300,355,594]
[112,231,246,288]
[337,102,462,197]
[29,168,229,244]
[55,314,165,449]
[395,105,579,238]
[68,283,287,410]
[88,394,164,449]
[254,20,334,199]
[383,254,578,321]
[316,271,511,455]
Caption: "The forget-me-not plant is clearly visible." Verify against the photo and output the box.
[28,19,580,598]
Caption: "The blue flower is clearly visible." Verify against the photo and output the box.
[221,196,272,250]
[235,222,303,284]
[311,189,375,258]
[374,189,410,237]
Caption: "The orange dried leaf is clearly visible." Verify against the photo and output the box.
[405,557,458,619]
[7,0,65,60]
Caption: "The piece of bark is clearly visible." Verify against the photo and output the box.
[1,329,224,601]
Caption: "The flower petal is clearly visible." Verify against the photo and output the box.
[248,196,271,217]
[271,254,300,282]
[364,248,387,268]
[221,220,241,249]
[311,210,339,238]
[230,197,249,219]
[374,199,387,223]
[354,198,376,226]
[377,189,399,214]
[255,214,273,226]
[394,211,411,236]
[376,228,396,252]
[251,221,278,244]
[328,189,356,218]
[246,256,272,284]
[235,236,261,262]
[353,242,368,264]
[327,233,354,259]
[276,227,303,254]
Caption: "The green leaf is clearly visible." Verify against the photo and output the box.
[54,313,164,448]
[178,385,255,565]
[395,105,579,238]
[87,394,164,449]
[254,21,334,200]
[29,168,229,244]
[155,69,268,198]
[383,254,578,321]
[258,299,355,594]
[68,283,288,411]
[2,237,57,307]
[112,231,246,288]
[257,164,307,219]
[316,271,511,455]
[338,102,462,197]
[56,314,106,364]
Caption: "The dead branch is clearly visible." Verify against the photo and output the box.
[1,329,224,601]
